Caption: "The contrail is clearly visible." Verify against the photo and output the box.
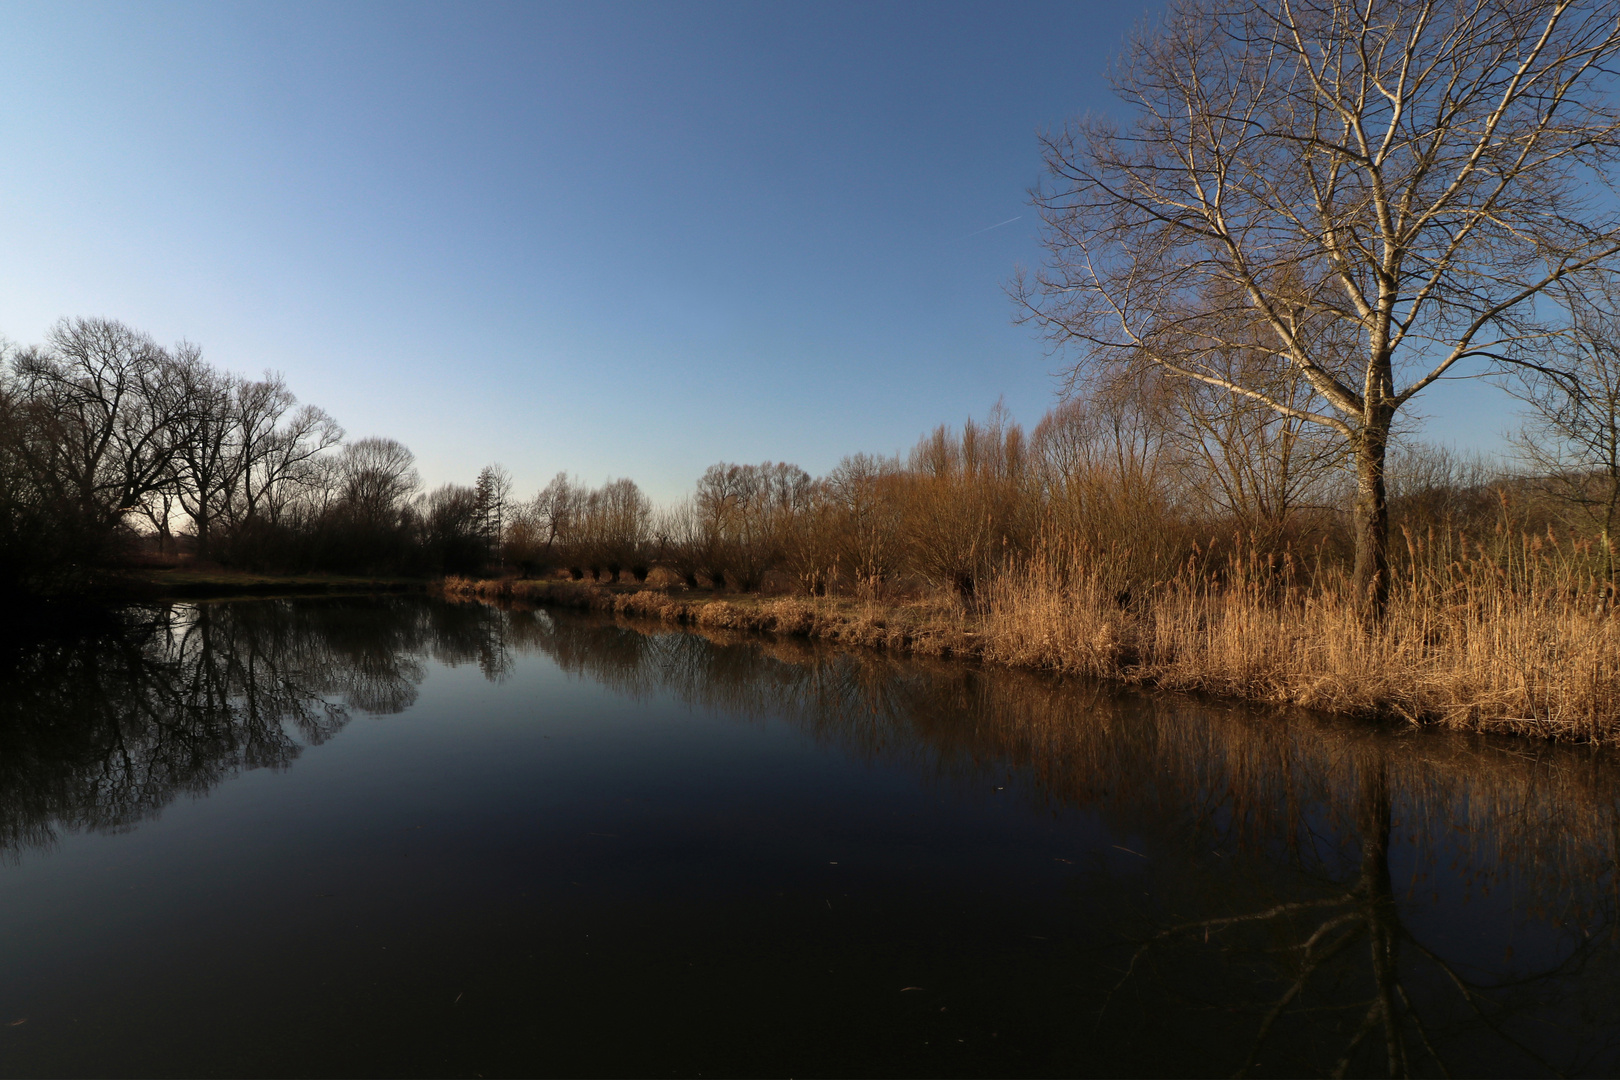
[956,215,1021,240]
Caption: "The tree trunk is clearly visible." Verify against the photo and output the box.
[194,510,211,564]
[1351,414,1393,620]
[1602,468,1617,586]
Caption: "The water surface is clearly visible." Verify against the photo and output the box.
[0,596,1616,1077]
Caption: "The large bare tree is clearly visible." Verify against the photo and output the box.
[1018,0,1620,613]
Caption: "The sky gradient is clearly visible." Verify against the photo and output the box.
[0,0,1514,501]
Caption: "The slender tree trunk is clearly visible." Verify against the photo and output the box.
[195,509,211,564]
[1603,468,1617,586]
[1351,412,1393,620]
[1602,522,1614,590]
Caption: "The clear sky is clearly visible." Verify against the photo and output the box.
[0,0,1513,501]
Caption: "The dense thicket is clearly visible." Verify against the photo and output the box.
[499,387,1611,606]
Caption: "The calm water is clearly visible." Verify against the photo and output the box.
[0,597,1616,1078]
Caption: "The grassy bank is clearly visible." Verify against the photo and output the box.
[440,561,1620,744]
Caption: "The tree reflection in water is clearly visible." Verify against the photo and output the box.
[1,598,1616,1076]
[0,597,504,856]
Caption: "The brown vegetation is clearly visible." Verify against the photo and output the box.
[440,499,1620,742]
[423,364,1620,745]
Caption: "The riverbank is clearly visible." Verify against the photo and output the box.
[438,573,1620,744]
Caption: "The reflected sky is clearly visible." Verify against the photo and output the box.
[0,598,1616,1077]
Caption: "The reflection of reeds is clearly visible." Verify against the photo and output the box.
[500,608,1620,918]
[503,608,1620,1073]
[441,575,980,654]
[442,524,1620,742]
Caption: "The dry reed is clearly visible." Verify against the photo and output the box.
[980,532,1620,741]
[441,525,1620,743]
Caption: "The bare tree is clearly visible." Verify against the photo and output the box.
[168,346,234,561]
[13,317,192,528]
[692,464,750,589]
[168,361,341,561]
[1032,386,1186,586]
[224,373,339,529]
[1508,277,1620,582]
[421,483,483,573]
[337,437,420,529]
[296,452,346,522]
[244,400,343,528]
[136,487,182,557]
[1018,0,1620,614]
[595,477,651,581]
[825,453,906,596]
[655,499,710,588]
[1155,352,1346,543]
[904,407,1034,600]
[779,478,840,595]
[749,462,813,591]
[694,462,811,591]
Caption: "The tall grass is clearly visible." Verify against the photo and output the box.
[445,521,1620,742]
[980,529,1620,740]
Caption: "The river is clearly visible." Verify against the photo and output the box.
[0,596,1615,1077]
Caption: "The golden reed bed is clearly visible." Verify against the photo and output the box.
[441,536,1620,743]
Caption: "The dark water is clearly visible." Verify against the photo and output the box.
[0,597,1616,1078]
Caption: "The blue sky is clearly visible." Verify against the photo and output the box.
[0,0,1512,501]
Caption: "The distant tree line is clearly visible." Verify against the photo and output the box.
[0,317,514,593]
[490,385,1613,602]
[5,309,1619,601]
[3,307,1620,605]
